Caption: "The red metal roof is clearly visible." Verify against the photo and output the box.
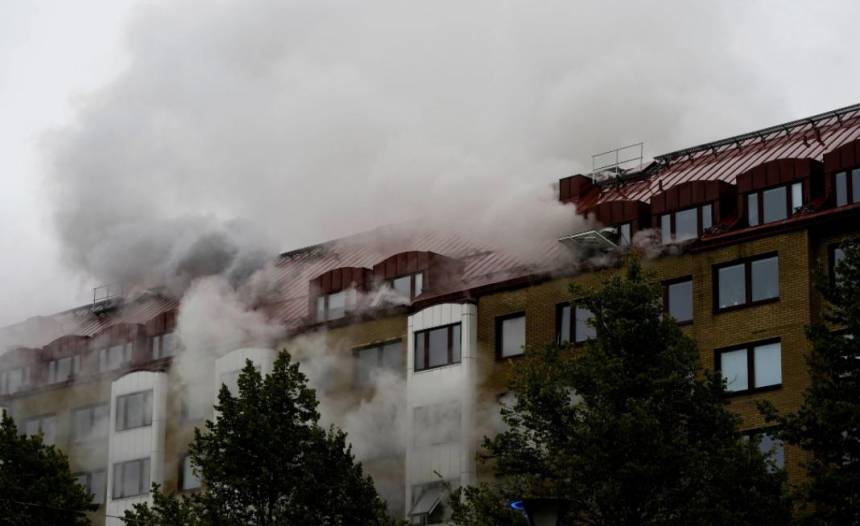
[578,103,860,210]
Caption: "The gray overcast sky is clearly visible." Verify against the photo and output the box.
[1,0,860,327]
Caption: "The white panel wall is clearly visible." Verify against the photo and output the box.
[405,302,478,515]
[105,371,168,525]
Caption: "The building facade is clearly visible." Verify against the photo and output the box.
[2,103,860,524]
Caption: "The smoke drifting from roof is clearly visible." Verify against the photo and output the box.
[42,0,789,291]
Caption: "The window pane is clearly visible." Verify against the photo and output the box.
[414,332,425,371]
[667,280,693,322]
[91,471,106,503]
[747,193,759,226]
[315,296,326,321]
[758,434,785,470]
[717,263,746,309]
[791,182,803,212]
[414,273,424,297]
[25,418,40,437]
[161,333,176,358]
[762,186,787,223]
[451,324,461,363]
[836,172,848,206]
[94,405,108,438]
[675,208,698,240]
[754,342,782,388]
[660,214,672,243]
[41,417,56,445]
[381,341,402,372]
[113,463,122,498]
[853,168,860,203]
[702,204,712,231]
[618,223,631,246]
[182,457,200,490]
[499,315,525,358]
[428,327,448,368]
[354,347,378,387]
[126,393,143,429]
[751,256,779,302]
[720,349,749,392]
[327,291,346,319]
[123,460,140,497]
[392,276,411,298]
[575,307,596,343]
[558,304,572,343]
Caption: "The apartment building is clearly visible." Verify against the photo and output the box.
[2,103,860,525]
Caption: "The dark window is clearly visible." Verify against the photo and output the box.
[74,470,106,504]
[714,254,779,311]
[556,303,572,344]
[115,390,153,431]
[112,458,150,499]
[152,333,176,359]
[72,404,108,442]
[180,455,200,491]
[834,168,860,207]
[389,272,424,299]
[496,314,526,358]
[664,278,693,323]
[716,340,782,394]
[414,324,461,372]
[353,340,403,387]
[747,182,804,226]
[659,204,715,243]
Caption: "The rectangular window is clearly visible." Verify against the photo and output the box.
[414,323,461,372]
[836,171,848,206]
[389,272,425,299]
[180,455,201,491]
[756,432,785,471]
[115,390,153,431]
[48,356,80,384]
[791,182,803,212]
[660,214,672,244]
[701,204,713,231]
[674,207,698,240]
[353,340,403,387]
[853,168,860,204]
[152,333,176,360]
[716,340,782,394]
[714,254,779,312]
[72,404,108,442]
[617,223,632,247]
[748,193,760,226]
[99,343,132,372]
[24,415,56,445]
[830,245,847,285]
[574,306,596,344]
[762,186,788,223]
[112,458,150,499]
[665,278,693,323]
[0,366,30,395]
[497,313,526,358]
[556,303,572,344]
[316,289,357,321]
[74,470,106,504]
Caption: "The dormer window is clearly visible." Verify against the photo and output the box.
[48,355,81,384]
[390,272,424,299]
[660,204,713,244]
[747,182,803,226]
[616,223,632,247]
[834,168,860,207]
[316,288,357,322]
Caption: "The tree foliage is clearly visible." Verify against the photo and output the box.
[453,259,791,526]
[761,240,860,524]
[0,413,96,525]
[124,352,396,526]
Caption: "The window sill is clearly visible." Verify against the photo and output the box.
[723,384,782,398]
[414,362,461,374]
[714,296,779,314]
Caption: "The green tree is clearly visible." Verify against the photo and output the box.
[0,413,96,525]
[124,352,396,526]
[453,260,790,526]
[761,240,860,524]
